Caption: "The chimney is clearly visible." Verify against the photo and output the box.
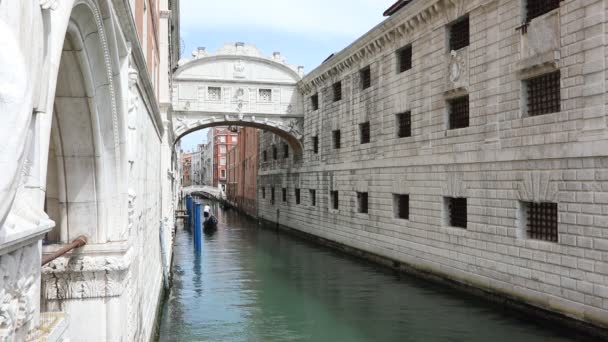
[297,66,305,77]
[273,51,281,61]
[235,42,245,53]
[192,47,206,58]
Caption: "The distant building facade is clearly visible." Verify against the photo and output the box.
[192,143,206,185]
[206,127,238,192]
[226,127,259,217]
[181,152,192,187]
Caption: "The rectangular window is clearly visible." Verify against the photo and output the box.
[333,82,342,102]
[271,187,275,204]
[332,130,341,149]
[360,122,370,144]
[262,187,266,199]
[526,0,561,22]
[312,136,319,154]
[448,96,469,129]
[262,150,267,162]
[394,194,409,220]
[259,88,272,103]
[360,66,371,90]
[526,71,560,117]
[398,45,412,73]
[295,188,301,205]
[357,192,368,214]
[220,169,226,178]
[272,145,278,160]
[310,189,316,206]
[449,16,469,51]
[523,202,558,242]
[282,188,287,202]
[220,145,226,153]
[331,191,339,210]
[397,111,412,138]
[446,197,467,228]
[311,94,319,111]
[220,136,226,143]
[220,157,226,166]
[283,144,289,159]
[208,86,222,101]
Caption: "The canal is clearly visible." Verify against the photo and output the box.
[157,202,590,341]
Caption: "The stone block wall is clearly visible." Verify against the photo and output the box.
[258,0,608,329]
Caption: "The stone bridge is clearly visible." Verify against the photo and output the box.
[171,43,305,154]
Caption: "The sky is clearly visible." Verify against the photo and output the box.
[178,0,396,151]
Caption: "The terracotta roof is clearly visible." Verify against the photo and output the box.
[383,0,413,17]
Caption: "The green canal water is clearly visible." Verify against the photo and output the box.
[156,202,592,342]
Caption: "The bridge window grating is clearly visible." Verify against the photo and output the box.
[360,66,371,90]
[357,192,368,214]
[311,94,319,110]
[208,86,222,101]
[394,194,409,220]
[272,145,278,160]
[397,111,412,138]
[282,188,287,203]
[331,191,339,210]
[448,96,469,129]
[526,0,561,22]
[310,189,316,206]
[398,45,412,73]
[449,16,469,51]
[283,144,289,158]
[295,188,301,205]
[360,122,370,144]
[259,88,272,103]
[446,197,467,229]
[312,136,319,154]
[333,82,342,102]
[525,202,558,242]
[526,71,560,117]
[332,130,341,149]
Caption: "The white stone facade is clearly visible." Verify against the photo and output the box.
[259,0,608,330]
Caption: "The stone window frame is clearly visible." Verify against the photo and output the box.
[332,81,342,102]
[330,191,339,211]
[309,189,316,207]
[207,86,222,102]
[270,186,275,205]
[447,15,470,52]
[262,150,267,162]
[282,188,287,203]
[332,130,341,149]
[396,111,412,138]
[311,93,319,111]
[357,192,369,214]
[283,144,289,159]
[261,187,266,199]
[522,70,561,118]
[447,95,470,130]
[258,88,272,103]
[517,201,559,243]
[295,188,301,205]
[397,44,413,73]
[444,197,467,229]
[312,136,319,154]
[272,145,278,160]
[393,194,410,220]
[525,0,562,23]
[360,65,371,90]
[359,122,371,144]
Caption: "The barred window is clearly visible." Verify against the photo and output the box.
[295,188,301,205]
[310,189,316,206]
[332,130,341,149]
[360,66,371,90]
[282,188,287,202]
[333,82,342,102]
[397,111,412,138]
[312,136,319,154]
[526,71,560,117]
[259,88,272,103]
[449,16,469,51]
[446,197,467,228]
[394,194,409,220]
[331,191,339,210]
[271,187,275,204]
[524,202,558,242]
[272,145,278,160]
[262,187,266,199]
[283,144,289,159]
[448,96,469,129]
[526,0,561,22]
[360,122,370,144]
[208,86,222,101]
[262,150,267,162]
[357,192,369,214]
[398,45,412,73]
[311,94,319,111]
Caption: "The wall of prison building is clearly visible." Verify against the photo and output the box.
[258,0,608,330]
[227,127,260,217]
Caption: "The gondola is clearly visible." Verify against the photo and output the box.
[203,215,218,233]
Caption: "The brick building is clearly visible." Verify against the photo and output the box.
[181,152,192,187]
[208,127,238,191]
[258,0,608,330]
[226,127,259,217]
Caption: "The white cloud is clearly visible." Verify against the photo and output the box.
[180,0,396,38]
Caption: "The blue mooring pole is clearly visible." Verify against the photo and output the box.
[186,196,193,228]
[194,202,202,251]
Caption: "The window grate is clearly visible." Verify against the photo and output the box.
[449,96,469,129]
[271,187,275,204]
[447,197,467,228]
[449,17,469,51]
[262,150,267,162]
[259,88,272,103]
[360,122,371,144]
[333,82,342,102]
[397,111,412,138]
[262,187,265,199]
[310,189,316,206]
[283,144,289,159]
[526,0,561,22]
[526,202,558,242]
[282,188,287,202]
[527,71,560,117]
[395,194,409,220]
[398,45,412,73]
[312,136,319,154]
[333,130,341,149]
[311,94,319,111]
[360,66,371,89]
[272,145,278,160]
[357,192,369,214]
[208,86,222,101]
[295,188,301,205]
[331,191,339,210]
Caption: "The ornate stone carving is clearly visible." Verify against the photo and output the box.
[128,66,139,165]
[233,60,245,79]
[443,172,468,198]
[39,0,59,10]
[517,171,560,203]
[446,48,468,91]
